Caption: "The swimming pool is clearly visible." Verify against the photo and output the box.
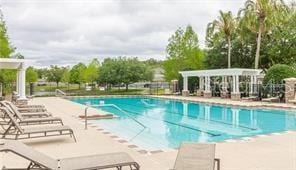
[70,96,296,150]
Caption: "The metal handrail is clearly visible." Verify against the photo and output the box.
[84,105,89,130]
[55,89,66,96]
[91,104,147,129]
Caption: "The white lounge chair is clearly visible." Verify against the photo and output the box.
[0,107,76,142]
[0,102,63,126]
[172,143,220,170]
[242,96,259,101]
[262,96,280,102]
[0,140,140,170]
[1,101,51,118]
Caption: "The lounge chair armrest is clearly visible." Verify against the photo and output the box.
[215,158,220,170]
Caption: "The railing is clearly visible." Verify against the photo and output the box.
[84,104,90,130]
[55,89,66,97]
[91,104,147,129]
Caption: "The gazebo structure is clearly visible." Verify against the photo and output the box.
[0,58,30,102]
[179,68,262,100]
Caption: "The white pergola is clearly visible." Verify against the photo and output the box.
[0,58,30,99]
[179,68,262,97]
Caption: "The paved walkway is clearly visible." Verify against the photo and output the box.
[1,97,295,170]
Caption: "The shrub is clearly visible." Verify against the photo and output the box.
[263,64,296,84]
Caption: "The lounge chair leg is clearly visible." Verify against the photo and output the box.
[2,124,13,138]
[71,131,77,142]
[134,163,140,170]
[215,158,220,170]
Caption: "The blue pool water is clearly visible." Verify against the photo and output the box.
[70,97,296,150]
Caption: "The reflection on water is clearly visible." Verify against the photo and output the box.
[70,97,296,150]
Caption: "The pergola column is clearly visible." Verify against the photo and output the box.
[204,76,212,98]
[231,75,240,100]
[250,75,254,95]
[182,76,189,96]
[17,67,26,100]
[236,75,239,93]
[254,75,257,94]
[284,78,296,103]
[221,76,228,98]
[197,76,204,97]
[232,75,236,93]
[199,76,204,90]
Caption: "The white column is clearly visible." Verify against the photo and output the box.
[254,75,257,93]
[202,77,207,91]
[205,77,207,91]
[16,72,19,93]
[250,76,254,94]
[199,77,204,90]
[205,76,210,92]
[222,76,227,91]
[183,76,188,91]
[236,75,239,93]
[18,67,27,99]
[232,75,236,93]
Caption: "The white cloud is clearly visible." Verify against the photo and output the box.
[1,0,245,66]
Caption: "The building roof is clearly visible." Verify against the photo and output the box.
[179,68,262,77]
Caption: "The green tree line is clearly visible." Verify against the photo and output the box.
[32,57,154,91]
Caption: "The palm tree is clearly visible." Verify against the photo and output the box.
[238,0,283,69]
[207,11,237,68]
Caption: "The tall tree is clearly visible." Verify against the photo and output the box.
[98,58,118,89]
[99,57,152,91]
[0,9,16,95]
[47,65,66,88]
[69,63,87,89]
[121,58,150,91]
[207,11,236,68]
[26,67,38,83]
[0,9,14,58]
[61,67,71,90]
[163,25,204,81]
[238,0,282,69]
[84,58,100,87]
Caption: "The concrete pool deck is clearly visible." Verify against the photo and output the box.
[151,95,296,110]
[1,96,296,170]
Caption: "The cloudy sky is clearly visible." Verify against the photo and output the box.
[1,0,246,67]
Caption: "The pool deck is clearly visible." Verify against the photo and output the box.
[1,96,296,170]
[151,95,296,110]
